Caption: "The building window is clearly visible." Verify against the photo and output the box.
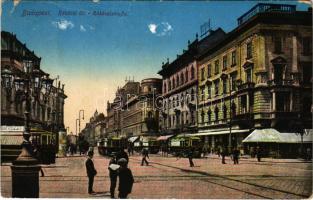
[176,96,180,107]
[176,75,179,87]
[207,109,211,122]
[231,101,236,117]
[173,98,175,108]
[231,50,237,66]
[181,94,184,107]
[201,111,205,123]
[222,55,227,70]
[207,84,212,99]
[169,80,172,91]
[185,70,188,82]
[247,41,252,59]
[214,60,219,75]
[173,78,175,88]
[214,107,219,121]
[169,99,171,109]
[302,37,312,56]
[222,78,227,94]
[191,66,195,80]
[274,36,282,53]
[214,80,219,96]
[230,74,237,91]
[181,73,184,84]
[163,83,167,93]
[201,68,205,81]
[207,64,212,78]
[191,111,195,124]
[191,88,195,101]
[246,68,252,83]
[223,104,227,119]
[240,95,247,113]
[201,87,205,101]
[276,92,290,112]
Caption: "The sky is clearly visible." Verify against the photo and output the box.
[1,0,311,135]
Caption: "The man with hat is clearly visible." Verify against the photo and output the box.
[108,153,119,198]
[117,158,134,198]
[85,150,97,194]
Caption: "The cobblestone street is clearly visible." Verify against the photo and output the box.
[1,151,312,199]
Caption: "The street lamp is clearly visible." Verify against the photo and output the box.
[8,60,50,197]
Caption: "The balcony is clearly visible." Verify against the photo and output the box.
[267,79,293,86]
[237,82,255,91]
[237,3,296,25]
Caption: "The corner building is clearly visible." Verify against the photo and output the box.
[197,4,312,153]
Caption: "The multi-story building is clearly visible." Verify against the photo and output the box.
[1,31,67,160]
[121,78,162,137]
[80,110,106,146]
[196,4,312,152]
[158,28,226,136]
[106,80,140,137]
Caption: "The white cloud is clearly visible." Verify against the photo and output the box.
[298,0,312,5]
[148,24,158,34]
[148,22,173,36]
[80,25,86,32]
[52,20,74,30]
[92,0,100,2]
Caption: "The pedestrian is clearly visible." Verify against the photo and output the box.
[256,146,262,162]
[217,147,221,157]
[117,148,129,164]
[221,147,226,164]
[306,148,311,161]
[117,158,134,199]
[141,148,149,166]
[108,153,119,198]
[233,148,240,164]
[85,150,97,194]
[32,144,45,177]
[188,148,195,167]
[127,146,132,156]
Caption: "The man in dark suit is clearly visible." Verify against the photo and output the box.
[118,158,134,198]
[85,150,97,194]
[116,148,129,164]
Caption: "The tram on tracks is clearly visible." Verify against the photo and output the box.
[97,137,128,156]
[168,135,203,158]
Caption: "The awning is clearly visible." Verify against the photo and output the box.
[172,134,201,140]
[243,129,313,143]
[139,136,158,142]
[157,135,173,141]
[186,129,249,137]
[128,136,139,143]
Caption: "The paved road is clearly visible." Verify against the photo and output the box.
[1,151,312,198]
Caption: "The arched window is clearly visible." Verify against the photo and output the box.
[177,75,180,87]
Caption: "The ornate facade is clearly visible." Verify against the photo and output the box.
[197,4,312,151]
